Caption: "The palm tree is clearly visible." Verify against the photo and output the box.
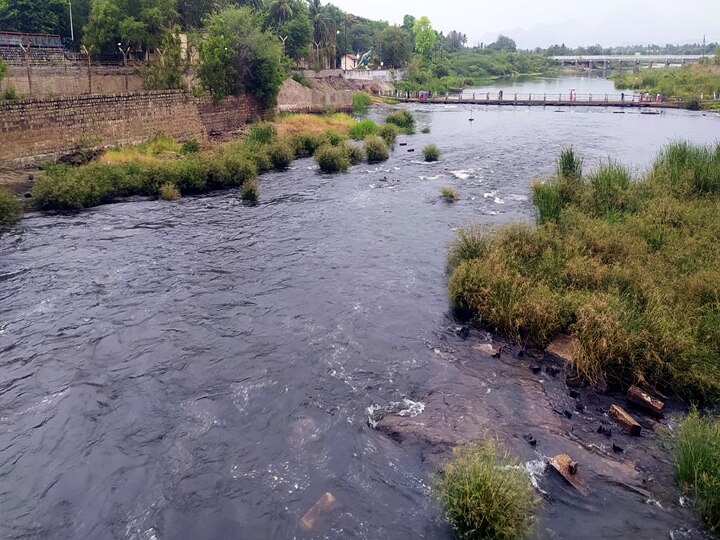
[269,0,293,25]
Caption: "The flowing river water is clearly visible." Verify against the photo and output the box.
[1,77,719,539]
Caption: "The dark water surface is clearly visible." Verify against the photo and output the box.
[1,96,719,539]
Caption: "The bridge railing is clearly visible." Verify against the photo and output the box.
[381,89,720,103]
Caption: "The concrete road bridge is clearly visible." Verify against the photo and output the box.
[552,55,706,68]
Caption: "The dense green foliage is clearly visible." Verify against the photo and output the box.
[141,30,186,90]
[675,410,720,533]
[197,6,284,106]
[379,26,412,68]
[412,16,436,60]
[349,119,377,140]
[612,65,720,103]
[448,142,720,401]
[434,442,539,540]
[377,124,398,147]
[0,0,68,35]
[0,188,22,226]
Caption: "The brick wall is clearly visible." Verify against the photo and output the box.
[2,65,144,96]
[0,91,261,165]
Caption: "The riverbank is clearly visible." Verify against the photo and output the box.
[447,142,720,402]
[611,65,720,107]
[0,109,411,222]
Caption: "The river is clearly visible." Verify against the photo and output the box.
[1,77,719,539]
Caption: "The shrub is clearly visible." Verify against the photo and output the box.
[675,410,720,533]
[181,138,200,154]
[653,142,720,195]
[290,132,326,158]
[441,186,458,201]
[377,124,398,148]
[349,119,378,140]
[248,123,276,145]
[2,85,21,100]
[434,442,539,540]
[158,182,181,200]
[423,144,441,162]
[364,136,390,163]
[343,143,365,165]
[585,161,634,217]
[291,72,313,88]
[324,130,346,146]
[352,92,372,114]
[531,180,563,224]
[241,177,259,202]
[268,140,294,170]
[314,144,350,173]
[0,188,22,226]
[386,109,415,133]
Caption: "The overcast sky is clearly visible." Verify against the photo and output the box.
[328,0,718,49]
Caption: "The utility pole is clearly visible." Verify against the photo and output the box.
[68,1,74,42]
[18,38,32,96]
[81,45,93,93]
[118,43,131,91]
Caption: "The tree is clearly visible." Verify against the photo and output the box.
[715,45,720,65]
[197,6,285,107]
[0,0,68,35]
[487,34,516,52]
[401,14,414,34]
[378,26,411,68]
[446,30,467,52]
[142,28,186,89]
[412,16,435,60]
[177,0,212,28]
[278,14,312,63]
[83,0,177,54]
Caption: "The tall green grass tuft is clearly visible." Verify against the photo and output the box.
[556,148,583,181]
[675,410,720,533]
[314,144,350,173]
[364,136,390,163]
[423,144,441,162]
[247,123,276,145]
[349,119,378,140]
[0,188,22,226]
[434,442,539,540]
[352,92,372,115]
[241,177,259,202]
[447,225,489,272]
[448,143,720,401]
[386,109,415,133]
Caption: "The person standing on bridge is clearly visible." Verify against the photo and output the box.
[621,92,625,102]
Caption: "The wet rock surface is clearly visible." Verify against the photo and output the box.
[375,328,711,539]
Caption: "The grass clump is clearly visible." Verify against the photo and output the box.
[377,124,398,148]
[241,177,259,202]
[267,140,294,170]
[441,185,458,202]
[276,112,354,138]
[314,144,350,173]
[675,410,720,533]
[352,92,372,115]
[448,142,720,401]
[0,188,22,226]
[158,182,181,201]
[247,123,276,145]
[423,144,441,162]
[343,143,365,165]
[447,225,489,272]
[434,441,539,540]
[364,136,390,163]
[386,109,415,133]
[349,119,378,140]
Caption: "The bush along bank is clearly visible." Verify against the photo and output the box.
[29,111,412,213]
[447,142,720,402]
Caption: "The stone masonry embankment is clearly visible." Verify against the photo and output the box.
[0,91,260,165]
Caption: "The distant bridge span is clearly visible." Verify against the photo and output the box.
[552,55,706,67]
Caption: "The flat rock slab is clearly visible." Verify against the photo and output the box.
[626,385,664,417]
[549,454,590,496]
[472,343,500,357]
[610,404,642,436]
[300,492,336,530]
[546,334,579,365]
